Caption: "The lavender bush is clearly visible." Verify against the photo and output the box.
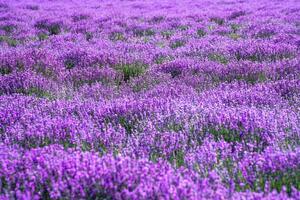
[0,0,300,199]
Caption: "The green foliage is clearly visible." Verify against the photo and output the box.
[7,38,18,47]
[109,32,125,41]
[235,51,294,62]
[0,127,4,135]
[35,22,61,35]
[27,87,52,98]
[207,24,215,31]
[169,149,185,168]
[16,87,52,99]
[37,32,49,41]
[34,63,54,78]
[48,24,61,35]
[85,190,113,200]
[64,59,76,70]
[149,150,161,163]
[62,141,77,149]
[170,39,186,49]
[116,63,146,82]
[208,53,228,64]
[229,33,240,40]
[206,126,266,152]
[178,25,189,31]
[161,30,173,39]
[230,24,240,33]
[281,134,300,149]
[104,115,139,135]
[95,142,107,156]
[154,55,171,64]
[218,158,300,195]
[118,116,135,135]
[81,141,92,152]
[0,36,18,47]
[0,35,5,42]
[156,41,166,48]
[40,137,52,147]
[234,170,251,192]
[72,77,108,88]
[197,29,206,37]
[1,176,8,192]
[210,17,225,25]
[130,75,163,93]
[222,72,267,84]
[245,72,267,84]
[132,83,146,93]
[166,121,183,132]
[149,149,185,168]
[229,24,241,40]
[133,28,155,37]
[248,169,300,195]
[19,137,53,148]
[1,25,15,34]
[271,170,300,194]
[209,127,242,143]
[0,66,12,75]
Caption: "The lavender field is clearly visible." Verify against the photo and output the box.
[0,0,300,199]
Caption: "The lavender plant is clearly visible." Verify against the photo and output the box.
[0,0,299,199]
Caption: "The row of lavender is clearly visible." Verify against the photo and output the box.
[0,0,300,199]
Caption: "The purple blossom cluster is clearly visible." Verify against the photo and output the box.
[0,0,300,199]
